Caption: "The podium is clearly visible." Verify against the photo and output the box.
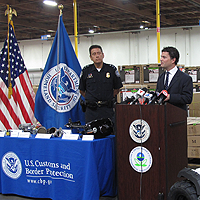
[115,103,187,200]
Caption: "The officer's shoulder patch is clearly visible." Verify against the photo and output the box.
[115,69,120,77]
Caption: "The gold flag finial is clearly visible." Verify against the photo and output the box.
[5,5,17,99]
[5,5,17,23]
[58,4,64,16]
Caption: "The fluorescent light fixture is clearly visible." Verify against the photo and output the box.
[88,29,95,34]
[43,0,57,6]
[142,20,150,24]
[48,30,56,33]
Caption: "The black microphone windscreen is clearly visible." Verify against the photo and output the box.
[141,87,148,92]
[148,91,159,104]
[157,90,168,104]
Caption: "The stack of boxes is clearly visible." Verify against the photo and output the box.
[187,117,200,159]
[187,67,200,164]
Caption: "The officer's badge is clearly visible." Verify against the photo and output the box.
[106,72,110,78]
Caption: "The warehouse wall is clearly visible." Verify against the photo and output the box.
[1,26,200,85]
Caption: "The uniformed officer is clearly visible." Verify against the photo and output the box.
[79,45,123,124]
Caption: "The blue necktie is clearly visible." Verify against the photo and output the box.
[164,72,170,90]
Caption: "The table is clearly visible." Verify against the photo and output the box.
[0,135,116,200]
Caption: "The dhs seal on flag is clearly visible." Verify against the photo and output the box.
[41,63,80,112]
[2,152,22,179]
[129,119,150,143]
[129,146,153,173]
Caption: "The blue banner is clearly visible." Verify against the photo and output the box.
[34,15,85,129]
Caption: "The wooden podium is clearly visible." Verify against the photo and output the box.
[115,103,187,200]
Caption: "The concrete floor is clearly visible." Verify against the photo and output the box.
[0,194,117,200]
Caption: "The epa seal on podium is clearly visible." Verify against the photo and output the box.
[129,146,153,173]
[2,152,22,179]
[129,119,150,143]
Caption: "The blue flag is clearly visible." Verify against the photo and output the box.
[34,15,85,129]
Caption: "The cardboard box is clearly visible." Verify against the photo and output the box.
[118,65,142,84]
[189,110,200,117]
[187,117,200,158]
[187,124,200,136]
[188,147,200,158]
[187,117,200,135]
[189,92,200,117]
[188,136,200,146]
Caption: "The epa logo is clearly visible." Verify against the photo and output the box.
[2,152,22,179]
[41,63,80,112]
[129,146,153,173]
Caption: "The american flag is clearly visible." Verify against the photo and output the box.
[0,23,36,130]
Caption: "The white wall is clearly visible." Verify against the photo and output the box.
[1,26,200,85]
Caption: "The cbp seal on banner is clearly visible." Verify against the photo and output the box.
[41,63,80,112]
[129,119,150,143]
[129,146,152,173]
[2,152,22,179]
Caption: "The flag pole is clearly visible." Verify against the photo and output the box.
[73,0,78,57]
[156,0,161,63]
[57,4,63,65]
[55,5,63,111]
[5,5,17,99]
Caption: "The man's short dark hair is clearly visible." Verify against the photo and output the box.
[89,45,103,55]
[162,46,180,65]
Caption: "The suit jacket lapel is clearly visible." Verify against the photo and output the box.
[167,69,180,90]
[160,72,165,89]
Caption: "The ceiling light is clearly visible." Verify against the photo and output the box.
[47,30,56,33]
[88,26,100,34]
[142,20,150,24]
[140,21,151,29]
[43,0,57,6]
[88,29,95,34]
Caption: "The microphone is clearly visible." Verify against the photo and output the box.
[148,91,159,105]
[143,92,153,105]
[130,87,148,105]
[120,94,136,104]
[157,90,169,105]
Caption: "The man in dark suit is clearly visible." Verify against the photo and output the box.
[156,46,193,111]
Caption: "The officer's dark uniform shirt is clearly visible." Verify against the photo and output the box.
[79,63,123,123]
[79,63,123,102]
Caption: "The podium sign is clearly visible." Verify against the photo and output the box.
[115,103,187,200]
